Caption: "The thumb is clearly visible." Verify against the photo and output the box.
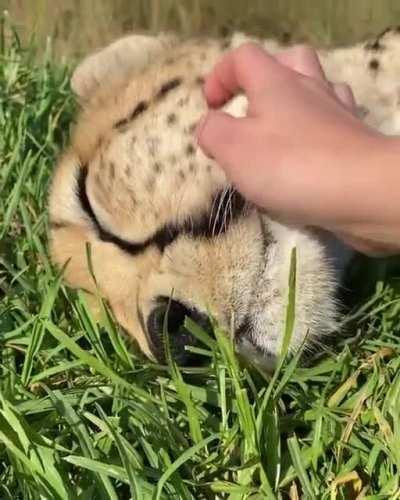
[196,110,252,168]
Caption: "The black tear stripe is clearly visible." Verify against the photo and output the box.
[77,166,152,255]
[77,165,247,256]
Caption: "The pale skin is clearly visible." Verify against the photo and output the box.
[196,43,400,256]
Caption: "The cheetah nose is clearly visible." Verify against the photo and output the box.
[146,297,212,366]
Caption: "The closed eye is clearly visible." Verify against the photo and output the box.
[76,164,248,256]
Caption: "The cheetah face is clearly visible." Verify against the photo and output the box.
[50,30,400,368]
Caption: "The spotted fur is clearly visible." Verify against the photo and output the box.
[49,28,400,367]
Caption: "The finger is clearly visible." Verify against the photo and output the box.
[203,42,290,108]
[332,82,357,111]
[196,110,254,167]
[275,44,326,81]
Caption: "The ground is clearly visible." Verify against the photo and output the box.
[2,19,400,500]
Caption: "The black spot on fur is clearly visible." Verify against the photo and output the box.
[131,101,148,119]
[167,113,177,125]
[153,162,162,174]
[114,118,129,129]
[109,162,115,180]
[125,165,131,177]
[114,101,149,129]
[50,220,68,230]
[369,58,380,71]
[195,76,204,85]
[177,96,189,107]
[156,78,182,100]
[188,122,197,134]
[178,169,186,181]
[186,143,195,156]
[365,39,384,51]
[189,162,196,174]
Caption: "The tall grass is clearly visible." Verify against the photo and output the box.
[2,0,400,56]
[2,15,400,500]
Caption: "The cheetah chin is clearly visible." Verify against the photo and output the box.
[49,28,400,369]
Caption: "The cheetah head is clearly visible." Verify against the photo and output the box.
[49,34,357,369]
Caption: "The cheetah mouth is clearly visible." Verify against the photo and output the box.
[137,296,214,366]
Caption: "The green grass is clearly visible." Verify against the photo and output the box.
[3,0,400,57]
[2,21,400,500]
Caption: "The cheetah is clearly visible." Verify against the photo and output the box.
[49,28,400,368]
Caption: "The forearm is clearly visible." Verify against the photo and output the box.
[330,134,400,254]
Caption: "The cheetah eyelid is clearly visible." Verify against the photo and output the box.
[76,166,248,255]
[77,165,150,254]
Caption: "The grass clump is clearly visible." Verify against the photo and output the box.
[2,24,400,500]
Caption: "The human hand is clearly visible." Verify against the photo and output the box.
[197,43,400,256]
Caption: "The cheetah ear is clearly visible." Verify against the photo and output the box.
[71,33,177,101]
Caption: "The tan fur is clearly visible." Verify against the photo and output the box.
[49,29,400,366]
